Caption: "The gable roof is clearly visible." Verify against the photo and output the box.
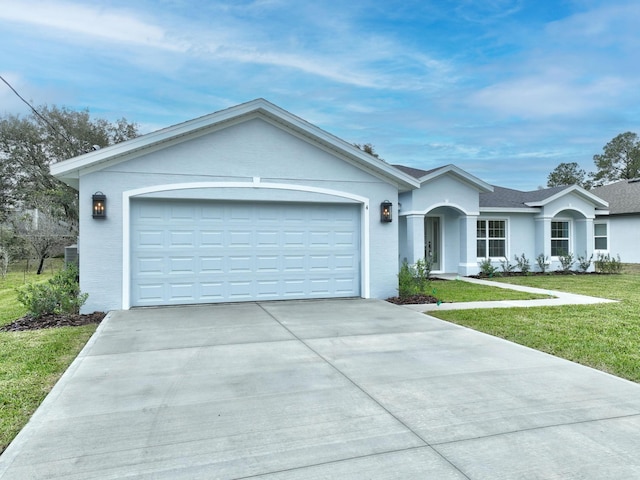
[591,178,640,215]
[51,98,420,191]
[481,184,608,210]
[393,164,493,193]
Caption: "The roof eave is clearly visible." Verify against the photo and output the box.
[419,164,494,192]
[51,98,420,192]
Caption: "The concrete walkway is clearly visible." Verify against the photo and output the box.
[1,299,639,479]
[403,274,618,312]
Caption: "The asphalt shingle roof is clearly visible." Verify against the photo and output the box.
[592,179,640,215]
[392,164,442,179]
[479,185,569,208]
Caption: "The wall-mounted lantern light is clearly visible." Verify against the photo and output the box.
[380,200,392,223]
[92,192,106,219]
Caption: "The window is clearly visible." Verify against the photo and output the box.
[551,221,570,256]
[477,219,506,258]
[594,222,608,250]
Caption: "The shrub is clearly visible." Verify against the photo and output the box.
[478,258,499,277]
[576,253,593,273]
[535,253,549,273]
[514,253,531,274]
[16,264,88,318]
[398,258,434,298]
[499,258,516,274]
[398,260,418,298]
[595,253,623,274]
[558,252,575,273]
[413,257,432,293]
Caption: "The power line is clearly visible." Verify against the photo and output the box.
[0,74,75,146]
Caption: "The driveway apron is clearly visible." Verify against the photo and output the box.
[1,299,640,479]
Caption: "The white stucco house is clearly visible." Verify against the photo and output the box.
[51,99,615,313]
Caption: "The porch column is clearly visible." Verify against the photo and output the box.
[575,218,595,271]
[534,216,552,270]
[405,214,425,264]
[458,215,478,276]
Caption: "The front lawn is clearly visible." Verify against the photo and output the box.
[0,260,98,454]
[430,272,640,383]
[429,279,551,303]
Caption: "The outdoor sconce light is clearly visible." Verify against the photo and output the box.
[92,192,106,219]
[380,200,392,223]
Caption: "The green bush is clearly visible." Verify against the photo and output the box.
[398,259,433,298]
[514,253,531,274]
[478,258,499,277]
[500,258,516,274]
[595,253,623,274]
[16,264,88,318]
[577,253,593,273]
[558,252,575,272]
[536,253,549,273]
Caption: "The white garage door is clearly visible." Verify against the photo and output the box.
[130,199,361,306]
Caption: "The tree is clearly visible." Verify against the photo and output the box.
[0,105,139,223]
[11,195,75,274]
[353,143,385,161]
[547,162,591,189]
[591,132,640,186]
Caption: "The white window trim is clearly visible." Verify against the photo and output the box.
[550,218,572,258]
[594,220,609,253]
[476,218,508,260]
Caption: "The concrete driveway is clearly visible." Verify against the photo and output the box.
[1,299,640,479]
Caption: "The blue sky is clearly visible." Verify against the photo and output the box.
[1,0,639,190]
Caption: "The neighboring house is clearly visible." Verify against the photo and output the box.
[51,99,614,313]
[592,179,640,263]
[394,165,609,275]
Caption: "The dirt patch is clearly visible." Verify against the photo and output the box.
[0,312,106,332]
[386,294,440,305]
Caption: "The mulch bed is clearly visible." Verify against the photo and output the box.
[0,312,106,332]
[386,294,440,305]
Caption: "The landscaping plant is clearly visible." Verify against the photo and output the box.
[514,253,531,274]
[16,263,88,318]
[535,253,549,273]
[595,253,623,274]
[397,258,433,298]
[499,258,516,274]
[558,252,575,273]
[577,253,593,273]
[478,258,499,277]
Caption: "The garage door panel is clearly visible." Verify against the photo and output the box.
[200,256,224,273]
[169,231,195,247]
[200,231,224,246]
[131,200,360,306]
[137,230,164,248]
[169,257,195,273]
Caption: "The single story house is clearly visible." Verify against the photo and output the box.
[51,99,614,313]
[394,165,609,275]
[592,179,640,263]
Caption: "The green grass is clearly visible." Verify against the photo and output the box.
[430,279,551,303]
[0,259,97,453]
[431,273,640,383]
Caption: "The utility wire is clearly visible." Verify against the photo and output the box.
[0,74,75,146]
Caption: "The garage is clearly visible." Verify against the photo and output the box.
[130,198,361,306]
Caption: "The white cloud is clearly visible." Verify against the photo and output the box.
[470,74,628,118]
[0,1,185,51]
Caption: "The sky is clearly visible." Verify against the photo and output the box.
[1,0,639,190]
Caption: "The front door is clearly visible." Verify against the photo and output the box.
[424,216,441,271]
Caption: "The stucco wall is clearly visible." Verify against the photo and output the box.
[77,117,401,312]
[402,174,480,215]
[608,215,640,263]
